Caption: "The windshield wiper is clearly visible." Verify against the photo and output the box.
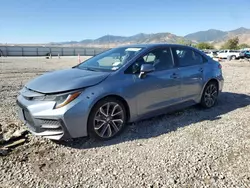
[87,67,99,71]
[78,67,99,72]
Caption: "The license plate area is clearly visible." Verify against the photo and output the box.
[16,100,40,132]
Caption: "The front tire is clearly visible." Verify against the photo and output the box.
[88,97,127,140]
[231,55,236,60]
[200,82,218,108]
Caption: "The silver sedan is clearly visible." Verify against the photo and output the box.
[17,44,224,140]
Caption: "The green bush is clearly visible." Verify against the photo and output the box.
[196,42,214,50]
[238,43,250,49]
[221,37,239,49]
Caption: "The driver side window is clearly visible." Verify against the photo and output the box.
[125,48,174,74]
[143,53,156,63]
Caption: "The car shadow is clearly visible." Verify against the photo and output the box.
[56,92,250,149]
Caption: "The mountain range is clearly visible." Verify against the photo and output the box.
[50,27,250,48]
[50,33,190,48]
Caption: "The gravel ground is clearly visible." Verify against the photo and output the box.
[0,57,250,188]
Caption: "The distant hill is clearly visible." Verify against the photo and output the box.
[184,29,227,42]
[184,27,250,43]
[49,27,250,48]
[50,33,190,47]
[228,27,250,35]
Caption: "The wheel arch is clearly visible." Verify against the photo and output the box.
[206,78,219,89]
[88,94,131,123]
[86,94,131,138]
[199,78,219,102]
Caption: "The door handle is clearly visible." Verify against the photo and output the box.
[170,73,179,79]
[199,68,204,72]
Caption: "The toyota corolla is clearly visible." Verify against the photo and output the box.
[16,44,224,140]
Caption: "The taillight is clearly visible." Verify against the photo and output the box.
[218,64,222,69]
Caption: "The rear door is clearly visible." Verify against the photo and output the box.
[171,47,205,102]
[218,50,224,58]
[221,50,227,58]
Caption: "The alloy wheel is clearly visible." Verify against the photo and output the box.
[93,102,125,138]
[204,84,218,108]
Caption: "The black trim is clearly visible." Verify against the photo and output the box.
[57,119,72,140]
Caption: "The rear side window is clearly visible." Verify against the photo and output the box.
[172,47,203,67]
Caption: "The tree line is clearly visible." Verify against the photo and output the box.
[178,37,250,50]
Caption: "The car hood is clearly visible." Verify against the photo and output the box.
[25,68,110,94]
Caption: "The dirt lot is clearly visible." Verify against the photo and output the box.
[0,57,250,188]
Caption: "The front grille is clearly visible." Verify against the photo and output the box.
[38,119,61,129]
[43,128,63,133]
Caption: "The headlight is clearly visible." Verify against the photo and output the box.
[32,91,81,109]
[53,91,82,109]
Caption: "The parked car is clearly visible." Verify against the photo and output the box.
[217,49,240,59]
[204,50,218,58]
[17,44,224,140]
[239,50,250,59]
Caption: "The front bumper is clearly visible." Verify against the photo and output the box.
[16,94,90,140]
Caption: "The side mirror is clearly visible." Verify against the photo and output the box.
[139,64,155,78]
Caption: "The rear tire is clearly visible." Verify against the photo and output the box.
[87,97,127,140]
[231,55,236,60]
[200,81,218,108]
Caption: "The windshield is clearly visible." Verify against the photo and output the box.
[77,47,144,72]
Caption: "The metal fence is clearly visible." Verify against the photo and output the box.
[0,45,109,57]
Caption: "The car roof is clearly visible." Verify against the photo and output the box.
[118,43,196,50]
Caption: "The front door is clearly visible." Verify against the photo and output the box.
[128,47,182,116]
